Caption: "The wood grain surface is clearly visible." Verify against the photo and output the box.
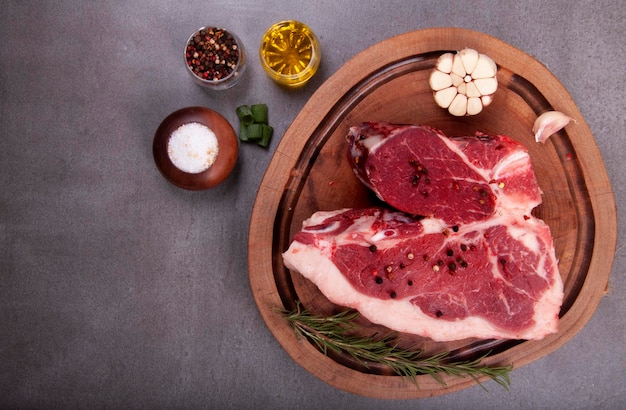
[248,28,617,398]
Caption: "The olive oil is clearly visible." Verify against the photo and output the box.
[259,20,321,87]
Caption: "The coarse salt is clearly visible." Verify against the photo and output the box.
[167,122,219,173]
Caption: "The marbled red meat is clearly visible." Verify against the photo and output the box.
[283,207,562,341]
[346,122,542,224]
[283,122,562,341]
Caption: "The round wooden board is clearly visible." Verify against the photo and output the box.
[248,28,616,398]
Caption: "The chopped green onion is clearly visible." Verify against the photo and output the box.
[236,105,253,125]
[258,125,273,147]
[236,104,273,148]
[246,123,263,140]
[251,104,268,124]
[238,120,249,141]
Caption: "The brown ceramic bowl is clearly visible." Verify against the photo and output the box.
[153,106,238,190]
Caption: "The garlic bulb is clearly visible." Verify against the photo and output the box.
[533,111,573,143]
[429,49,498,116]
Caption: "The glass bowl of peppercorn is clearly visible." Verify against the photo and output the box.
[184,26,246,90]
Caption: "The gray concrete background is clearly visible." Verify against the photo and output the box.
[1,1,624,409]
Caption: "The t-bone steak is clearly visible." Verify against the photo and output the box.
[347,122,542,225]
[283,122,562,341]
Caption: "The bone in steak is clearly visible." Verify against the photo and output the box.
[347,122,542,224]
[283,207,562,341]
[283,122,562,341]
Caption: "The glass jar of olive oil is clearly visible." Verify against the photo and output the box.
[259,20,321,87]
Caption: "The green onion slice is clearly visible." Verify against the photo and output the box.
[236,105,253,125]
[246,123,263,140]
[251,104,268,124]
[238,120,249,141]
[258,125,273,147]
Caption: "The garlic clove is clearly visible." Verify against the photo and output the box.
[450,72,464,87]
[459,48,479,75]
[533,111,573,143]
[429,70,453,91]
[474,77,498,95]
[436,53,454,73]
[467,97,483,115]
[451,54,467,78]
[449,93,468,116]
[434,87,457,109]
[481,94,493,107]
[465,81,481,98]
[457,82,467,96]
[472,54,498,79]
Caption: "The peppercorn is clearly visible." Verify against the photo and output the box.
[186,27,240,82]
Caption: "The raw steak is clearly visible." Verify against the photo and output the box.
[347,122,542,225]
[283,207,562,341]
[283,121,562,341]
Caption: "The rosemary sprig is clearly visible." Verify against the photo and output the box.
[279,302,512,391]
